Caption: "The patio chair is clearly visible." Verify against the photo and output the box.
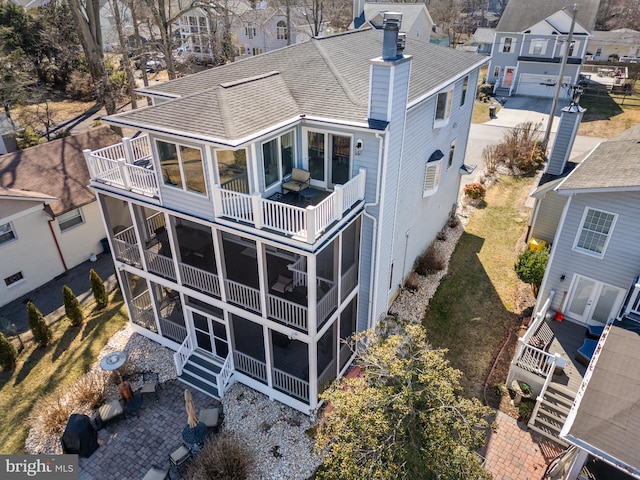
[575,338,598,367]
[282,168,310,194]
[139,371,160,400]
[198,407,222,432]
[169,445,191,476]
[142,465,170,480]
[96,399,124,425]
[271,275,293,294]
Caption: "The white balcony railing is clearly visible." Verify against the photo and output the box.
[622,278,640,319]
[159,317,187,343]
[212,169,366,243]
[180,263,221,297]
[272,367,309,401]
[341,263,358,301]
[318,357,337,393]
[225,279,261,313]
[233,351,267,382]
[218,353,235,394]
[144,250,177,281]
[317,284,338,325]
[174,334,194,375]
[85,135,159,197]
[267,295,307,331]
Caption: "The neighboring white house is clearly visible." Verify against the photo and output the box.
[488,0,600,98]
[472,27,495,55]
[84,18,485,414]
[351,1,434,42]
[587,28,640,61]
[0,128,120,306]
[0,115,19,155]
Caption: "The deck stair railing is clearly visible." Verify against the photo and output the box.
[217,353,235,394]
[512,291,556,376]
[174,334,194,375]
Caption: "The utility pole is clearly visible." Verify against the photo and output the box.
[543,3,578,148]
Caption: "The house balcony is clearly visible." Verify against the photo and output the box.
[86,135,367,245]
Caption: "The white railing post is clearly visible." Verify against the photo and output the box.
[333,184,343,222]
[122,137,134,164]
[83,149,95,178]
[117,159,132,190]
[252,193,263,230]
[212,185,222,219]
[306,206,316,243]
[528,353,559,428]
[358,168,367,198]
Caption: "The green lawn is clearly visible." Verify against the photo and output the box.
[0,294,127,453]
[423,176,537,400]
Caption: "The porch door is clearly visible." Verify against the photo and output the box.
[305,131,351,189]
[191,311,229,359]
[566,274,625,325]
[504,67,515,87]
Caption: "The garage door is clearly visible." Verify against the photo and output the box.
[518,74,572,98]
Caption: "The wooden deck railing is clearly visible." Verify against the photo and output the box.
[272,368,309,401]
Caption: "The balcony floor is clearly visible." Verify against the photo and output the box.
[547,319,589,393]
[268,188,331,208]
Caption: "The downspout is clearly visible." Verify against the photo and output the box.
[363,131,386,330]
[45,205,68,270]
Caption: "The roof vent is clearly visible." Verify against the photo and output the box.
[382,12,403,61]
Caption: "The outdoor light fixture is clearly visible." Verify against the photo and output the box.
[560,274,566,281]
[355,139,363,155]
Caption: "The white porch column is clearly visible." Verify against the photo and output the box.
[122,137,134,163]
[564,448,589,480]
[307,254,318,407]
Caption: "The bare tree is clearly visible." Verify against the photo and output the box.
[109,0,138,109]
[67,0,117,115]
[429,0,466,47]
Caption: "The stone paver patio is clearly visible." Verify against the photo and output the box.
[79,380,217,480]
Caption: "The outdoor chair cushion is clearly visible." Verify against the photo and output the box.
[98,400,123,423]
[140,372,160,399]
[576,338,598,367]
[198,408,220,428]
[143,466,169,480]
[586,325,605,340]
[169,445,191,466]
[271,275,293,294]
[282,168,311,193]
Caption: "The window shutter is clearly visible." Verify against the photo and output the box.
[423,161,441,197]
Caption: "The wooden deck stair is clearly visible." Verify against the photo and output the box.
[527,382,576,447]
[178,350,224,399]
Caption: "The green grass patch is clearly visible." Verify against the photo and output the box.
[472,101,501,123]
[0,293,127,453]
[423,176,536,399]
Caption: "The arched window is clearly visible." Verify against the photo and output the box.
[277,20,288,40]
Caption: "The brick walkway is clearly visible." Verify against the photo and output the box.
[483,411,563,480]
[79,380,219,480]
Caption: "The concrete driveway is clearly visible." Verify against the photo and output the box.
[460,95,606,196]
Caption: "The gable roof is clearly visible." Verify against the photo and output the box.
[362,3,433,30]
[590,28,640,43]
[496,0,600,33]
[0,187,57,203]
[473,27,495,44]
[108,29,484,144]
[0,127,122,215]
[562,320,640,478]
[556,124,640,192]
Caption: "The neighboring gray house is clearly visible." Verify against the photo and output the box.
[487,0,600,98]
[0,115,19,155]
[84,20,484,414]
[472,27,495,55]
[507,123,640,462]
[351,1,434,42]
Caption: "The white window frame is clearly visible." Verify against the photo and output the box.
[276,20,288,40]
[433,88,453,129]
[423,159,442,197]
[501,37,514,53]
[572,207,617,258]
[57,208,84,232]
[566,40,579,57]
[530,39,547,56]
[245,25,256,39]
[460,76,469,107]
[595,46,602,58]
[261,130,296,190]
[156,139,207,196]
[0,222,16,246]
[493,66,501,78]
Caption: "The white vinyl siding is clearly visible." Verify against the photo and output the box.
[57,208,84,232]
[423,160,441,197]
[573,207,617,258]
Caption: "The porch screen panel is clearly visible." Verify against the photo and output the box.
[231,314,265,362]
[280,131,294,178]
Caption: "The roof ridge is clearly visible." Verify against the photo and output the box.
[312,36,366,108]
[216,86,236,140]
[220,71,280,89]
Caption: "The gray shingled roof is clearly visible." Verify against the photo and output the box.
[557,124,640,191]
[564,322,640,476]
[591,28,640,42]
[496,0,600,33]
[111,29,484,144]
[362,3,431,30]
[0,127,122,215]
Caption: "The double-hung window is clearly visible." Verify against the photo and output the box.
[502,37,513,53]
[460,76,469,107]
[58,208,84,232]
[0,222,16,245]
[531,39,546,56]
[573,207,617,258]
[157,140,206,195]
[434,88,453,128]
[262,131,294,189]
